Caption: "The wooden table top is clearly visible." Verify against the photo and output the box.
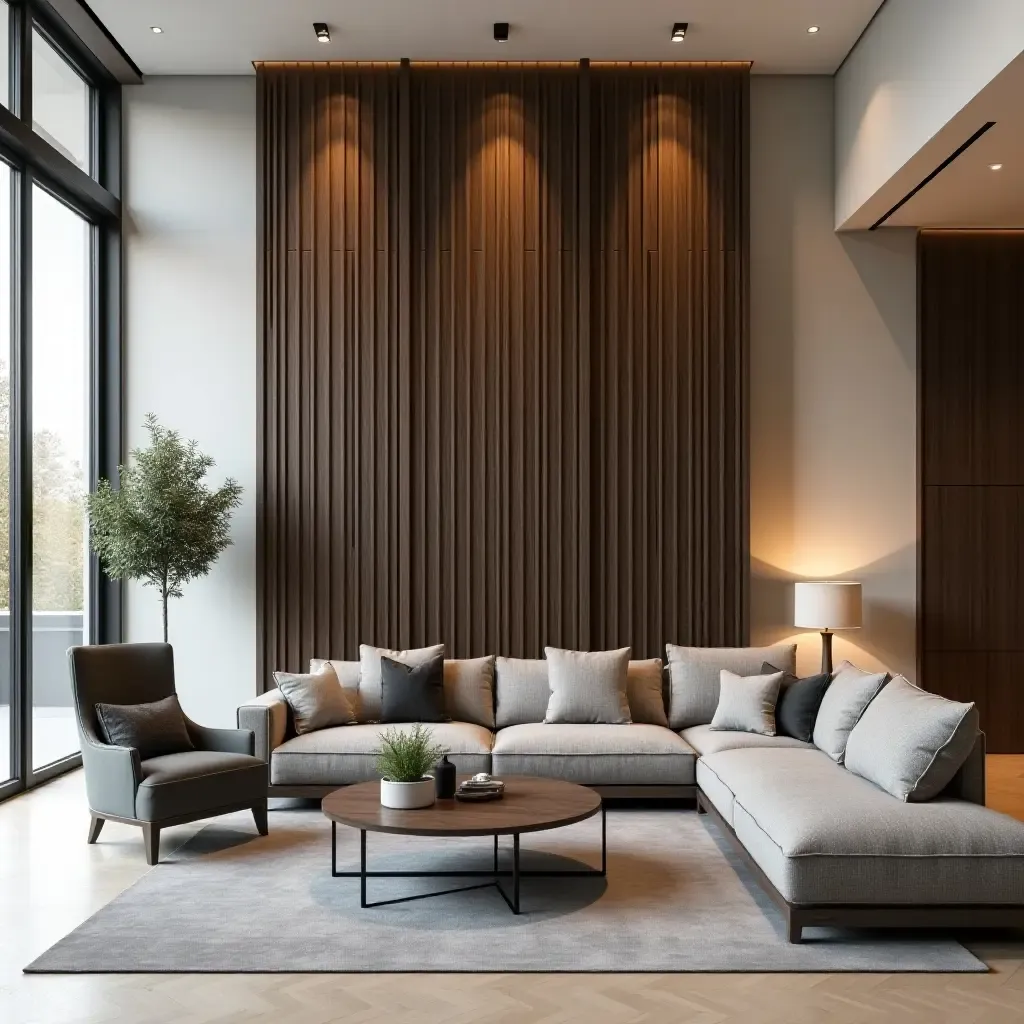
[322,776,602,837]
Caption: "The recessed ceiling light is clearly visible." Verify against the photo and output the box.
[671,23,688,43]
[807,26,820,34]
[989,163,1004,171]
[494,22,510,43]
[150,26,163,34]
[314,22,331,44]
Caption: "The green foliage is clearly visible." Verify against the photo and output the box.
[374,725,449,783]
[87,414,243,641]
[0,369,85,613]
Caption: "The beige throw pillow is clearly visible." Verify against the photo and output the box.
[709,669,783,736]
[274,663,356,735]
[626,659,669,727]
[544,647,632,724]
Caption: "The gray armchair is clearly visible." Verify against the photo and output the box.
[69,642,268,865]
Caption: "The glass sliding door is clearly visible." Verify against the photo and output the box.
[0,160,11,785]
[30,186,90,770]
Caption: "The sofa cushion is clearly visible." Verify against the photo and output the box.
[762,662,831,743]
[700,747,1024,905]
[136,751,267,821]
[380,654,447,723]
[681,723,814,756]
[812,661,889,763]
[270,721,492,786]
[274,664,356,735]
[844,676,979,802]
[695,758,736,825]
[443,657,495,729]
[309,659,362,719]
[494,657,549,728]
[626,659,669,727]
[709,669,783,736]
[664,644,797,730]
[491,724,696,786]
[544,646,632,725]
[358,644,445,723]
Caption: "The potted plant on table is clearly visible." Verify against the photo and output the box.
[375,725,448,809]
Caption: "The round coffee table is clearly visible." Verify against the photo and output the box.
[322,776,605,914]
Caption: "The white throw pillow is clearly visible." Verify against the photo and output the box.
[544,647,632,724]
[812,661,889,763]
[844,676,979,801]
[709,669,783,736]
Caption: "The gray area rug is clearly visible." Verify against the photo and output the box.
[27,807,986,973]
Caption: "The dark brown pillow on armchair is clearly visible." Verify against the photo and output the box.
[95,694,195,760]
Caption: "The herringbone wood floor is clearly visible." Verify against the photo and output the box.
[2,760,1023,1023]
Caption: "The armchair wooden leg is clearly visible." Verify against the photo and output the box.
[142,822,160,866]
[252,799,269,836]
[87,815,105,844]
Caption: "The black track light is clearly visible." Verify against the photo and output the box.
[494,22,510,43]
[671,22,687,43]
[314,23,331,44]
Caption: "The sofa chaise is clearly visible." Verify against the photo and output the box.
[238,644,1024,941]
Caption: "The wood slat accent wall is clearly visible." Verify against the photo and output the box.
[258,61,748,683]
[920,230,1024,752]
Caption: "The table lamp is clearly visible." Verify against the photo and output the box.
[794,581,862,674]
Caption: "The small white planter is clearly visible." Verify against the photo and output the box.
[380,777,436,809]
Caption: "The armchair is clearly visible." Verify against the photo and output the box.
[69,642,269,865]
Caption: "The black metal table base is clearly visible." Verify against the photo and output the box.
[331,803,606,914]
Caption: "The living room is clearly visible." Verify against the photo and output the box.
[2,0,1024,1019]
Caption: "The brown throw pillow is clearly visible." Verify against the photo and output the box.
[274,663,357,735]
[95,694,195,760]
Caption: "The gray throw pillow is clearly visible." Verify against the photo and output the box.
[544,647,632,724]
[709,669,783,735]
[844,676,979,801]
[664,643,797,729]
[494,658,549,727]
[358,643,445,722]
[94,694,194,760]
[274,663,356,735]
[626,659,669,727]
[812,660,889,763]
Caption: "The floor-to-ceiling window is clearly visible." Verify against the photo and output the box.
[0,0,122,801]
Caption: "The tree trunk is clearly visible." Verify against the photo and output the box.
[161,582,169,643]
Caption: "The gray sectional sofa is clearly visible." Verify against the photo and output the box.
[238,644,1024,941]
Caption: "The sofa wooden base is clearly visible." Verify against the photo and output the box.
[696,790,1024,943]
[87,799,269,866]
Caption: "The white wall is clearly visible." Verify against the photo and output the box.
[750,76,918,679]
[835,0,1024,228]
[123,77,258,726]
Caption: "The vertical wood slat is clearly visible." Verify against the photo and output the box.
[920,230,1024,752]
[257,61,749,684]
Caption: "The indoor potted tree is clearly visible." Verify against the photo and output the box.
[86,414,243,643]
[375,725,448,809]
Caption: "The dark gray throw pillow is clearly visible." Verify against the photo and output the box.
[95,694,195,760]
[380,654,448,723]
[762,661,832,743]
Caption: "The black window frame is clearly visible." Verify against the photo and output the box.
[0,0,122,803]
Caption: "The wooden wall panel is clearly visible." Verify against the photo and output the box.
[920,230,1024,752]
[258,62,748,682]
[588,66,748,654]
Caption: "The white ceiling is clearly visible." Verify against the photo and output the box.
[878,52,1024,229]
[88,0,883,76]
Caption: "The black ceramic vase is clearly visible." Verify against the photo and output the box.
[434,755,456,799]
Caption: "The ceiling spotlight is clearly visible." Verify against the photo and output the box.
[314,22,331,44]
[150,26,163,35]
[989,162,1004,171]
[807,26,820,34]
[494,22,509,43]
[671,23,687,43]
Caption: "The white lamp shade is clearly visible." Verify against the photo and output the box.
[794,581,862,630]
